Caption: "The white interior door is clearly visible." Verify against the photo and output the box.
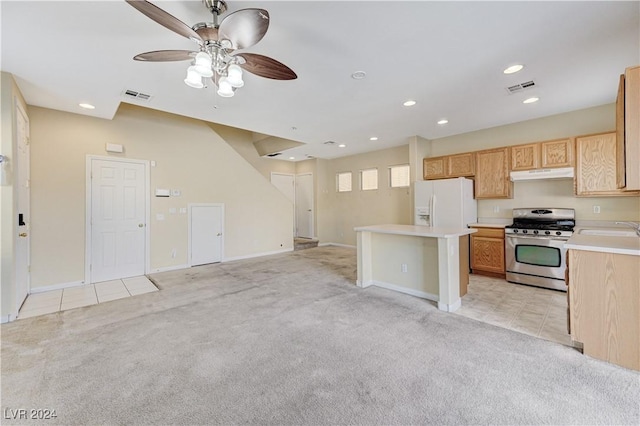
[90,159,146,283]
[271,173,295,236]
[295,173,314,238]
[190,204,223,266]
[15,102,30,311]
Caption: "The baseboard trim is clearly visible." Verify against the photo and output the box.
[369,280,439,302]
[30,280,85,294]
[152,264,190,273]
[318,242,356,249]
[1,314,17,324]
[223,248,293,262]
[438,298,462,312]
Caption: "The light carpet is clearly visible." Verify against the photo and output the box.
[1,246,638,425]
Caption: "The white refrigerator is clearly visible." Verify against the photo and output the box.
[414,177,477,228]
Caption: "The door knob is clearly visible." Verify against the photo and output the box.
[19,233,27,237]
[216,232,222,236]
[138,224,144,228]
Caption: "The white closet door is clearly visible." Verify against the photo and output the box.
[190,205,223,266]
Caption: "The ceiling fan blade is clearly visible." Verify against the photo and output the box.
[236,53,297,80]
[133,50,198,62]
[218,9,270,50]
[126,0,203,44]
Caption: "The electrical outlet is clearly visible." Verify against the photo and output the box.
[401,263,408,273]
[493,205,500,213]
[593,205,601,214]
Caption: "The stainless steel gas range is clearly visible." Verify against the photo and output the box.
[505,208,575,291]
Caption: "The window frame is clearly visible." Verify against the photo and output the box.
[360,168,379,191]
[388,164,410,188]
[336,171,353,192]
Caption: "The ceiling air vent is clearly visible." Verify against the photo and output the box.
[267,152,281,157]
[506,80,536,94]
[123,89,153,101]
[323,141,336,145]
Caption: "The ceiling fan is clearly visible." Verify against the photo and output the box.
[126,0,297,98]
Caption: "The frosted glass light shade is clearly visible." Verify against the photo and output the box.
[194,52,213,77]
[226,64,244,88]
[217,77,234,97]
[184,66,204,88]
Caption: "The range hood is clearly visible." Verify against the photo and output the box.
[510,167,574,181]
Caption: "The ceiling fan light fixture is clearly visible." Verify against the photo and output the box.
[217,77,235,97]
[184,66,204,88]
[226,64,244,88]
[194,52,214,77]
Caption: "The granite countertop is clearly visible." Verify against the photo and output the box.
[354,224,477,238]
[565,227,640,256]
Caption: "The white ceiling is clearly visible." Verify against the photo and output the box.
[2,1,639,161]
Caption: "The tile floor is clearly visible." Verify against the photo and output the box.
[455,274,572,346]
[17,276,158,320]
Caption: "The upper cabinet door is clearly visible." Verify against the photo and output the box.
[511,143,540,171]
[424,157,446,180]
[447,152,476,177]
[541,138,574,168]
[475,147,512,199]
[575,132,639,196]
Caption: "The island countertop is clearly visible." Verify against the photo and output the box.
[354,224,477,238]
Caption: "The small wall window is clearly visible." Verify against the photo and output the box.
[389,164,410,188]
[337,172,352,192]
[360,168,378,191]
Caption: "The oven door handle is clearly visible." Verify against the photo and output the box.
[505,234,569,242]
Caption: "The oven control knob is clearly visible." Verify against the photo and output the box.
[523,230,528,234]
[533,230,539,235]
[513,229,518,233]
[545,231,551,235]
[555,231,562,236]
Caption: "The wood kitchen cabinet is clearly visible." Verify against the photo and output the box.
[470,226,505,277]
[511,143,539,171]
[569,249,639,371]
[511,138,574,171]
[423,152,475,180]
[575,132,640,196]
[616,65,640,190]
[541,138,574,168]
[475,147,512,199]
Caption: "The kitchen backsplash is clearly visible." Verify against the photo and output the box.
[477,179,640,221]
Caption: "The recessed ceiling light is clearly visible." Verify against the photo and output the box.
[369,137,378,141]
[403,100,417,107]
[338,144,346,148]
[351,71,366,80]
[437,119,449,125]
[503,64,524,74]
[289,156,295,160]
[79,103,95,109]
[523,97,539,104]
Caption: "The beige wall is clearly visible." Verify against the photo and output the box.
[28,104,293,289]
[316,145,412,245]
[1,72,29,320]
[212,124,295,180]
[422,103,640,221]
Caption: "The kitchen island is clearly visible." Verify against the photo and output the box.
[565,227,640,371]
[354,224,476,312]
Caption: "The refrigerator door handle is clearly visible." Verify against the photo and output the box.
[431,194,437,227]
